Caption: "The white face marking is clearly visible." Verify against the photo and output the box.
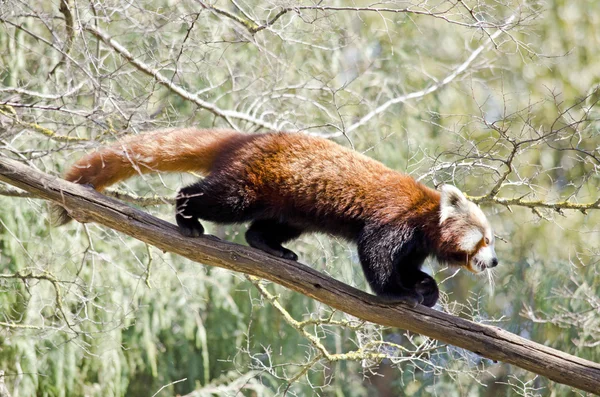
[459,228,483,251]
[471,238,497,272]
[438,184,498,272]
[468,202,488,225]
[475,245,495,263]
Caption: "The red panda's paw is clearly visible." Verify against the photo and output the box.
[420,291,439,308]
[245,227,299,261]
[176,214,205,238]
[280,248,299,261]
[399,293,422,308]
[378,291,423,308]
[413,276,439,308]
[249,242,298,261]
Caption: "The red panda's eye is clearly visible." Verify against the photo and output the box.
[484,237,490,245]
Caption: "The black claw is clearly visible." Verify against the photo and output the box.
[176,215,204,237]
[413,277,439,307]
[379,291,423,308]
[281,250,298,261]
[398,294,421,308]
[180,226,202,238]
[420,292,438,307]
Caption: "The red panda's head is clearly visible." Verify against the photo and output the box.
[437,185,497,273]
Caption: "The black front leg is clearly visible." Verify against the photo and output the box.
[402,270,439,308]
[357,224,439,307]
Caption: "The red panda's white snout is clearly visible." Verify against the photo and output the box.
[439,185,498,273]
[471,243,498,272]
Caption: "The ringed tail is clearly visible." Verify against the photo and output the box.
[51,128,239,226]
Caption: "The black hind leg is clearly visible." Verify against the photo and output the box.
[176,185,206,237]
[175,179,255,237]
[245,220,303,261]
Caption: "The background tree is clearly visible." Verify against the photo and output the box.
[0,0,599,396]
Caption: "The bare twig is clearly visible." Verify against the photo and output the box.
[344,15,516,135]
[84,24,279,131]
[200,3,517,34]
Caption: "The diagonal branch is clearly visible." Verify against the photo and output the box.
[0,156,599,394]
[344,15,516,135]
[83,25,278,131]
[200,3,515,34]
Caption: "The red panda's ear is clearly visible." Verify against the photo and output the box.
[439,185,469,223]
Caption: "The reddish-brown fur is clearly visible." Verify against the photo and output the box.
[63,129,238,191]
[55,128,495,306]
[62,129,442,232]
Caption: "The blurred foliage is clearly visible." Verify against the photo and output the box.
[0,0,599,396]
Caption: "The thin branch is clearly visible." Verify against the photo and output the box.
[200,3,516,34]
[0,270,76,331]
[344,15,516,135]
[249,276,337,360]
[0,81,86,100]
[0,101,93,118]
[471,195,600,214]
[150,378,187,397]
[49,0,75,75]
[197,0,259,32]
[83,24,278,131]
[0,105,90,143]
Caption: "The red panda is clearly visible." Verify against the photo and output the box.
[53,128,498,307]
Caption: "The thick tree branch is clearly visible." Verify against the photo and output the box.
[0,156,599,394]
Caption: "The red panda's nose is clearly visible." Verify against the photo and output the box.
[491,258,499,267]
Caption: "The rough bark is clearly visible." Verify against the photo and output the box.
[0,156,599,394]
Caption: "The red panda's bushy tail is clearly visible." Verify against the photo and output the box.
[51,128,240,225]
